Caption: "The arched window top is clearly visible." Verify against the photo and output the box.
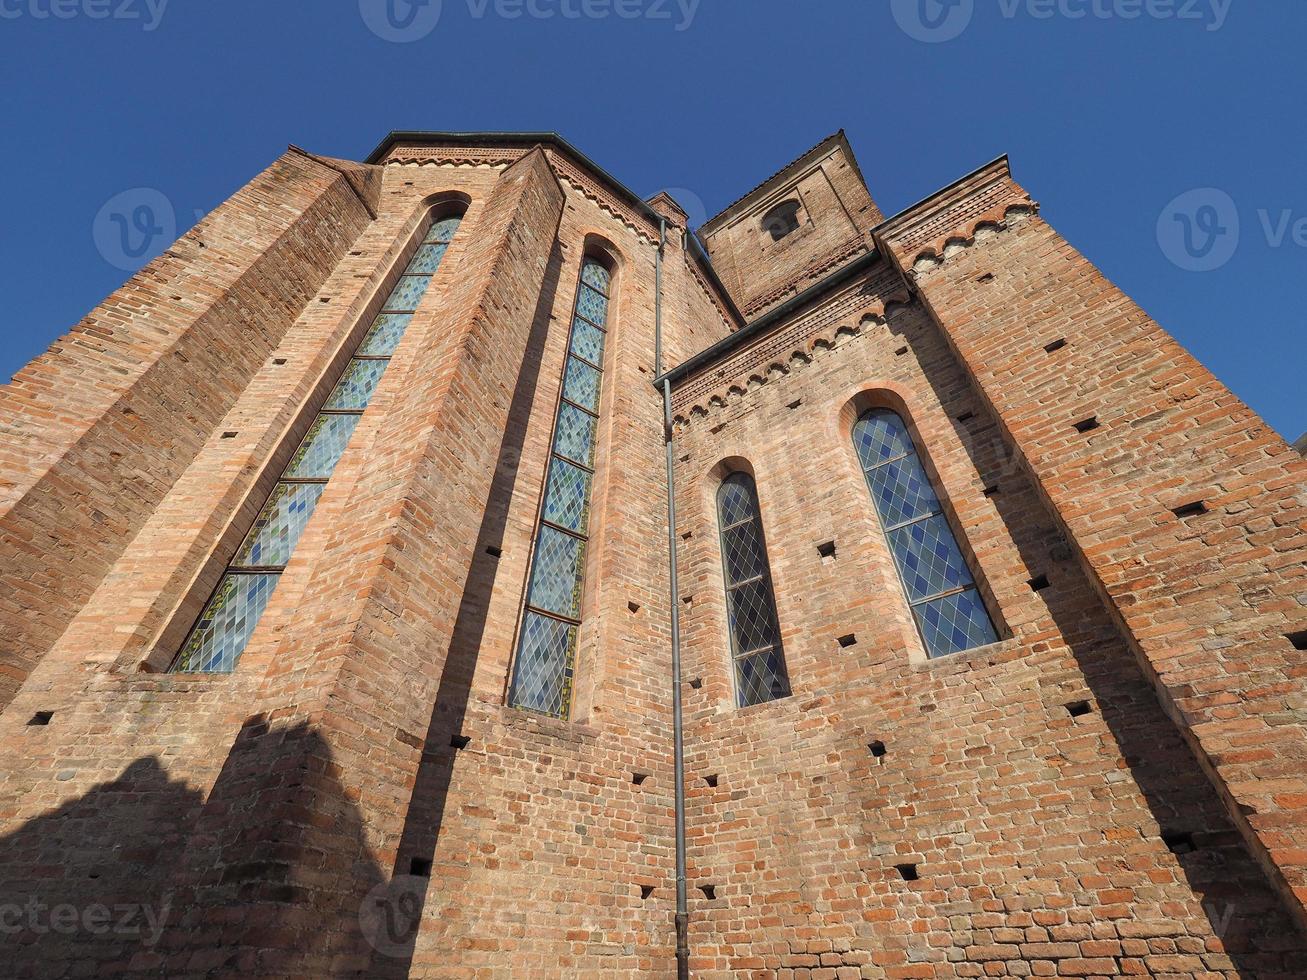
[761,199,802,242]
[852,408,999,659]
[717,472,790,707]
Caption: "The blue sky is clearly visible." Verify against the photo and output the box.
[1,0,1303,438]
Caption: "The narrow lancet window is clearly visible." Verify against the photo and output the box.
[171,212,464,672]
[852,408,998,658]
[508,257,612,719]
[717,472,790,707]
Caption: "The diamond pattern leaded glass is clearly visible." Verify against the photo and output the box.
[580,259,610,293]
[576,284,608,325]
[232,482,325,569]
[717,476,757,530]
[569,317,605,366]
[553,402,597,468]
[358,313,413,356]
[384,275,430,312]
[727,577,782,656]
[284,413,361,479]
[426,216,461,243]
[541,458,593,534]
[854,408,998,658]
[889,514,973,603]
[510,257,614,719]
[721,520,768,587]
[562,356,601,412]
[172,211,464,675]
[527,526,586,619]
[853,410,916,469]
[510,612,577,718]
[175,573,279,673]
[324,359,388,411]
[406,242,448,275]
[917,588,998,658]
[866,453,939,529]
[736,649,791,708]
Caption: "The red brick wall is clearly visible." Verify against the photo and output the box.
[877,162,1307,937]
[0,148,379,709]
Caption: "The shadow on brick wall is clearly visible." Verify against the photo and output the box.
[0,757,201,975]
[899,310,1307,976]
[366,241,567,977]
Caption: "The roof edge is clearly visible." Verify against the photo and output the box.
[700,131,848,235]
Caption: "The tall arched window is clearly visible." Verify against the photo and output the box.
[508,256,613,719]
[852,408,998,658]
[717,472,790,707]
[171,210,464,673]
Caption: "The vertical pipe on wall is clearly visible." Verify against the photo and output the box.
[653,217,690,978]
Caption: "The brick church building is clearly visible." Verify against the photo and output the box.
[2,131,1306,978]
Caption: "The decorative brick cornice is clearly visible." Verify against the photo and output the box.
[874,156,1038,273]
[741,231,871,318]
[671,261,912,423]
[383,144,661,244]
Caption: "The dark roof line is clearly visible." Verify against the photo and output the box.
[655,152,1015,391]
[364,130,743,326]
[700,131,845,233]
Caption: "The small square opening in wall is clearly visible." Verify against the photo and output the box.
[681,595,693,606]
[698,885,717,900]
[640,885,655,900]
[1073,416,1101,434]
[895,345,909,357]
[628,601,641,614]
[681,530,693,541]
[27,711,53,727]
[632,772,649,786]
[1065,700,1092,718]
[868,740,887,758]
[956,411,975,424]
[1287,631,1307,652]
[975,272,995,283]
[449,734,470,750]
[817,540,837,560]
[1028,574,1051,593]
[703,774,718,788]
[787,399,803,410]
[273,357,288,366]
[1171,500,1209,519]
[982,485,1000,498]
[895,863,919,882]
[221,431,238,440]
[1162,831,1196,855]
[409,857,432,878]
[838,634,857,649]
[485,546,502,559]
[688,677,703,690]
[1044,338,1067,354]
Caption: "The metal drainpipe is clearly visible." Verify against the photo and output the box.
[653,218,691,978]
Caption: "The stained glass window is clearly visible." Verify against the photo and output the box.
[717,473,791,707]
[172,211,463,672]
[508,257,612,719]
[852,408,999,658]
